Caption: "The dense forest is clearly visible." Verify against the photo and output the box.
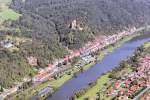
[1,0,150,88]
[0,49,35,88]
[10,0,150,48]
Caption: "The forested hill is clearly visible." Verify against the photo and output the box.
[1,0,150,88]
[11,0,150,49]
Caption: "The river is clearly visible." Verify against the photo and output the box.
[47,33,150,100]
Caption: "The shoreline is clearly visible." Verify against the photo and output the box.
[77,37,150,100]
[40,32,142,99]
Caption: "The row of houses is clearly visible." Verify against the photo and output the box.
[32,27,137,82]
[107,55,150,100]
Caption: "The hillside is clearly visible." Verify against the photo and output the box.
[1,0,150,88]
[10,0,150,48]
[9,0,150,62]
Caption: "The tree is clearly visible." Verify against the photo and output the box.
[80,67,84,73]
[84,97,89,100]
[0,86,3,92]
[73,73,77,78]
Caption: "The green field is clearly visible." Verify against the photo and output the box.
[144,42,150,48]
[77,73,110,100]
[0,0,11,3]
[0,9,21,20]
[0,0,21,22]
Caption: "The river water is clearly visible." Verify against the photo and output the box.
[47,33,150,100]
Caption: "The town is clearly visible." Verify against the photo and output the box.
[32,27,137,83]
[2,0,150,99]
[73,40,150,100]
[0,26,145,99]
[107,55,150,100]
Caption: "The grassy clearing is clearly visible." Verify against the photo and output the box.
[83,62,95,71]
[0,0,21,25]
[0,9,21,20]
[5,35,32,44]
[0,0,11,3]
[77,73,110,100]
[50,75,72,89]
[144,42,150,48]
[1,35,32,52]
[113,67,132,78]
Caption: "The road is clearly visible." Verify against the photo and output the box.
[133,87,150,100]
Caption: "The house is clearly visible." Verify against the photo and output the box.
[27,56,37,66]
[32,63,58,82]
[46,64,54,71]
[35,73,50,82]
[70,20,83,31]
[63,56,69,62]
[71,20,77,30]
[4,43,13,48]
[69,50,80,59]
[37,86,53,97]
[108,55,150,99]
[0,40,14,48]
[130,27,136,33]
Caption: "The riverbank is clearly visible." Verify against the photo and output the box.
[43,32,142,99]
[8,31,142,100]
[77,41,150,100]
[9,63,96,99]
[76,73,111,100]
[77,65,133,100]
[49,31,141,87]
[83,32,141,71]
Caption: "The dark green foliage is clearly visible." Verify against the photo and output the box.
[19,40,68,68]
[0,86,3,92]
[8,0,150,68]
[0,50,35,88]
[75,89,87,98]
[84,98,89,100]
[10,0,150,50]
[71,57,80,66]
[73,80,98,98]
[88,80,97,87]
